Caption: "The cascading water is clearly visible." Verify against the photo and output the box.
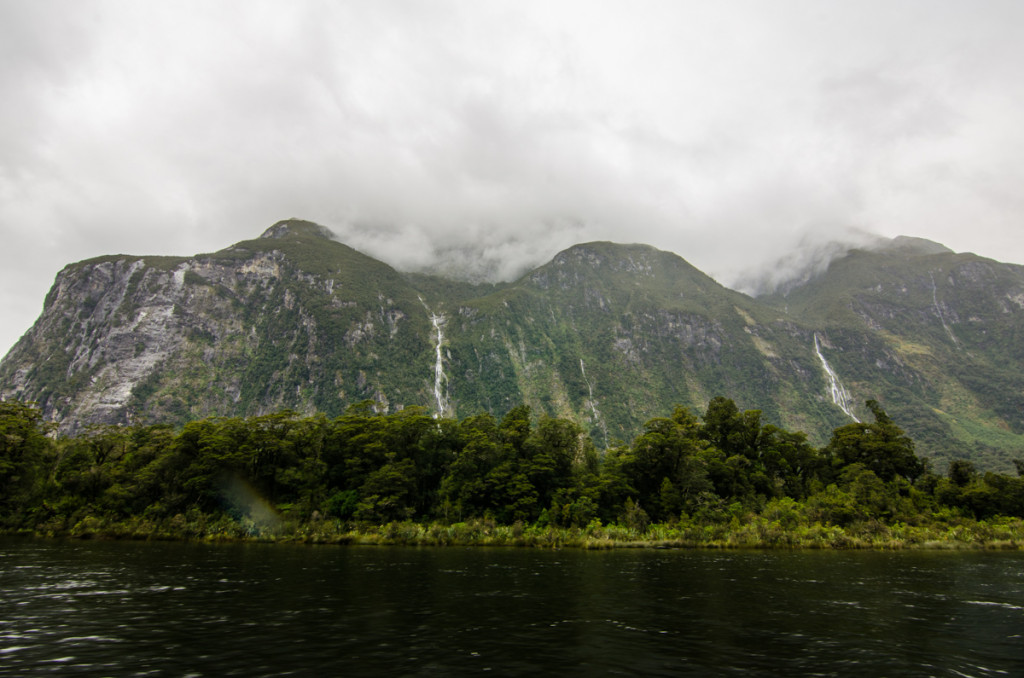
[580,359,609,448]
[813,334,860,422]
[420,297,449,418]
[930,272,961,349]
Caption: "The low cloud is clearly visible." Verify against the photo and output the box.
[3,1,1024,354]
[732,230,885,297]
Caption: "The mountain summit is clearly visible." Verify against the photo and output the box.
[2,221,1023,471]
[259,219,336,241]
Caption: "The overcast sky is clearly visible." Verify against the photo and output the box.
[3,1,1024,357]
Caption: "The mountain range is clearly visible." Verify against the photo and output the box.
[2,219,1022,472]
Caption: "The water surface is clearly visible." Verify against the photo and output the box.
[2,538,1022,675]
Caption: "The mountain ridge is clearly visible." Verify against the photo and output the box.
[3,219,1023,472]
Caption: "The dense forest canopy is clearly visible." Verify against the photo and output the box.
[2,397,1023,545]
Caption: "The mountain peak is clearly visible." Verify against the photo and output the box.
[260,219,335,241]
[552,241,688,270]
[878,236,954,256]
[524,241,724,311]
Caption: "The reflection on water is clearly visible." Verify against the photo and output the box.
[1,537,1023,675]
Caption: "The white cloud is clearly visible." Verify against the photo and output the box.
[2,1,1024,355]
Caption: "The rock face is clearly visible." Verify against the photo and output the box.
[3,220,1024,472]
[1,220,434,432]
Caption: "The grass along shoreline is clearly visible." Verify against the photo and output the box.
[9,514,1024,550]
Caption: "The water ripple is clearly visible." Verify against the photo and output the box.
[2,540,1024,676]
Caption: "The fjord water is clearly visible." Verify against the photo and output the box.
[2,538,1022,676]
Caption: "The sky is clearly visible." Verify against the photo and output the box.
[2,1,1024,357]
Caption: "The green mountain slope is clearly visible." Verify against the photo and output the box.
[2,222,1023,471]
[436,242,846,445]
[762,237,1024,470]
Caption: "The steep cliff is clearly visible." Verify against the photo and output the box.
[3,221,1024,471]
[1,220,435,430]
[763,238,1024,470]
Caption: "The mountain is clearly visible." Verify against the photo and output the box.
[2,220,1023,472]
[761,236,1024,471]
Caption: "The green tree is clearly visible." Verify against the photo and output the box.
[355,455,417,523]
[595,444,639,522]
[499,405,532,455]
[440,412,505,520]
[522,416,581,510]
[0,401,52,522]
[947,459,976,487]
[823,400,924,483]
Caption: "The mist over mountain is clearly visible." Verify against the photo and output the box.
[330,219,584,286]
[731,232,959,298]
[2,219,1023,473]
[5,1,1024,387]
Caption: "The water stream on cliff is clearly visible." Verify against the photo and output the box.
[930,271,961,349]
[579,358,608,448]
[814,334,859,422]
[420,297,449,418]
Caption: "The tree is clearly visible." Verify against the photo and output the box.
[0,401,53,519]
[499,405,532,456]
[1012,459,1024,478]
[698,397,815,501]
[522,416,582,509]
[596,444,638,522]
[948,460,976,488]
[823,400,924,483]
[619,409,712,520]
[756,425,819,499]
[440,413,505,520]
[355,455,417,522]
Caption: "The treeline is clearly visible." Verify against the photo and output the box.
[2,397,1024,545]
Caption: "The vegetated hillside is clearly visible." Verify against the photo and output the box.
[761,236,1024,471]
[0,220,437,429]
[436,241,846,448]
[2,221,1023,472]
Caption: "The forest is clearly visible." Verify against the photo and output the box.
[2,397,1023,548]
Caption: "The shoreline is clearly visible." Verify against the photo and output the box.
[6,515,1024,551]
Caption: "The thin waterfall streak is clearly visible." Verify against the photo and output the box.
[814,334,860,422]
[419,297,449,418]
[580,358,609,449]
[930,272,961,349]
[431,314,447,416]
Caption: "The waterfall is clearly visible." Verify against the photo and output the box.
[930,272,961,349]
[580,359,609,448]
[813,334,860,422]
[419,297,450,418]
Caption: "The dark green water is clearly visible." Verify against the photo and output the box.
[1,538,1022,676]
